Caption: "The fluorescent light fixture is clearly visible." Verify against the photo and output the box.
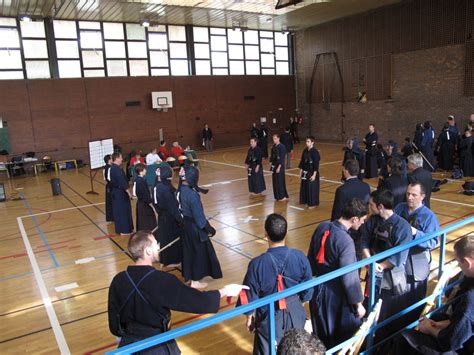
[141,21,150,27]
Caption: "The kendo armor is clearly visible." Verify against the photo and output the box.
[404,212,431,282]
[370,222,407,296]
[270,147,280,172]
[301,151,314,180]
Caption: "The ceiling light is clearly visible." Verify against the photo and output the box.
[141,21,150,27]
[20,16,31,22]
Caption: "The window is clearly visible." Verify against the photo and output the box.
[148,26,169,76]
[54,20,80,78]
[274,32,290,75]
[168,25,188,76]
[0,19,293,80]
[21,20,50,79]
[210,28,228,73]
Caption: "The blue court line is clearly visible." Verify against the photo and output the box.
[20,192,59,267]
[0,250,126,281]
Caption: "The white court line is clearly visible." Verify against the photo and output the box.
[431,198,474,208]
[289,205,305,211]
[18,202,105,218]
[320,160,342,166]
[17,217,71,354]
[55,282,79,293]
[202,159,474,208]
[237,203,263,210]
[75,257,96,264]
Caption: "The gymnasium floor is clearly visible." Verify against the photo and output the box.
[0,142,473,354]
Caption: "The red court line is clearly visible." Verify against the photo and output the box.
[93,234,118,241]
[440,211,474,227]
[0,244,82,260]
[83,302,237,355]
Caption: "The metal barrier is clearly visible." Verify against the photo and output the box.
[107,216,474,355]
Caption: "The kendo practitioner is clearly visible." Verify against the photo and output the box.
[177,166,222,289]
[280,127,294,169]
[436,123,456,171]
[331,159,371,221]
[378,157,408,208]
[154,165,183,267]
[460,128,474,177]
[245,137,266,195]
[104,154,114,223]
[133,164,158,232]
[250,122,259,139]
[308,198,368,348]
[361,189,412,346]
[298,136,320,208]
[270,134,289,201]
[377,143,388,178]
[413,123,424,151]
[257,122,269,159]
[402,137,415,159]
[108,231,248,353]
[391,236,474,355]
[421,121,436,171]
[394,182,439,326]
[109,152,134,235]
[363,124,379,178]
[447,115,460,147]
[237,214,313,355]
[386,140,407,178]
[202,123,213,152]
[342,137,365,180]
[407,153,432,208]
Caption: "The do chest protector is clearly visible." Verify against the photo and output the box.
[370,222,408,296]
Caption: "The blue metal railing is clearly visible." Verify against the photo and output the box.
[107,216,474,355]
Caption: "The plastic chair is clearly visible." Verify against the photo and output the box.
[0,156,9,178]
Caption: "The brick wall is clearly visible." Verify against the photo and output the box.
[0,75,295,162]
[295,0,474,145]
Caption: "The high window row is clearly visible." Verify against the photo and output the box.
[0,17,292,80]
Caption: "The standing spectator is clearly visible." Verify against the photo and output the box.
[250,122,259,138]
[280,127,294,169]
[421,121,435,171]
[460,128,474,177]
[202,124,213,152]
[109,152,133,235]
[258,122,269,159]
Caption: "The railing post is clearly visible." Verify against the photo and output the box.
[269,302,276,355]
[437,232,447,308]
[366,261,377,352]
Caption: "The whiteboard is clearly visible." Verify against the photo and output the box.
[89,138,114,170]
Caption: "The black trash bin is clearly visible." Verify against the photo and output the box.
[50,178,61,196]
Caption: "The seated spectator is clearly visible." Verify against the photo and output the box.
[170,142,184,158]
[145,148,162,165]
[159,140,170,160]
[130,151,144,166]
[391,235,474,354]
[171,142,187,165]
[277,329,326,355]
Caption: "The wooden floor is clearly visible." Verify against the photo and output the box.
[0,142,473,354]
